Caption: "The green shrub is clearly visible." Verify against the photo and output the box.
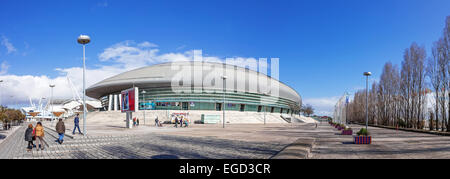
[356,128,370,136]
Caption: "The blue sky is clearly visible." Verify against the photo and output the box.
[0,0,449,115]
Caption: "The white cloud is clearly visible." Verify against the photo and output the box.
[0,61,9,75]
[1,35,17,54]
[176,45,186,51]
[0,40,280,107]
[302,96,341,116]
[138,41,157,48]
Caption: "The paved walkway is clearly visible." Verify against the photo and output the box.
[0,125,22,146]
[311,123,450,159]
[0,122,286,159]
[2,121,450,159]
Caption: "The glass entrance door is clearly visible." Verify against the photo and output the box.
[182,102,189,110]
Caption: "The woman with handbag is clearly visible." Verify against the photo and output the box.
[34,122,45,151]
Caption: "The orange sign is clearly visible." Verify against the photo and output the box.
[28,112,40,117]
[52,112,65,117]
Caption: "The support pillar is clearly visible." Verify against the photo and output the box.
[114,94,118,111]
[126,112,133,129]
[108,95,112,111]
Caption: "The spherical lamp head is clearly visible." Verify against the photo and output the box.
[77,35,91,45]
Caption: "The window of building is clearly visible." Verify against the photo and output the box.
[240,104,245,112]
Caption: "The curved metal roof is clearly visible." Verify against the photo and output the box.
[86,61,301,104]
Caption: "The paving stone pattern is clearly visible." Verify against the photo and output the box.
[0,123,285,159]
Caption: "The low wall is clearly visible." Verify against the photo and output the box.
[353,123,450,136]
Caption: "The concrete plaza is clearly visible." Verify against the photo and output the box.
[1,120,450,159]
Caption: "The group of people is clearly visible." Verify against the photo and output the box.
[23,114,84,152]
[24,122,45,151]
[2,123,11,130]
[154,116,162,127]
[173,115,188,128]
[133,117,140,127]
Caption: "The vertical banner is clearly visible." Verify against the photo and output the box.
[121,87,139,113]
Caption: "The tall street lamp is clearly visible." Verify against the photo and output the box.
[78,35,90,135]
[363,72,371,130]
[49,84,55,122]
[221,75,227,128]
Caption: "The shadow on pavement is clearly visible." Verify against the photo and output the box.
[151,154,179,159]
[342,142,354,144]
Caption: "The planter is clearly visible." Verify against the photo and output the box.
[342,130,353,135]
[354,136,371,144]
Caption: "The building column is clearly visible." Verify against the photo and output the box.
[108,95,113,111]
[114,94,118,111]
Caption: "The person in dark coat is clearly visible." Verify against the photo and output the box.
[179,116,183,127]
[174,116,179,128]
[55,118,65,144]
[24,124,34,151]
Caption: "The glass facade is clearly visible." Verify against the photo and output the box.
[102,87,300,115]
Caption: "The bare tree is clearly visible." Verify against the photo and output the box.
[303,104,314,117]
[443,16,450,131]
[427,40,444,130]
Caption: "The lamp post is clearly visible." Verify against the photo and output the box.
[363,72,371,130]
[78,35,90,135]
[221,75,227,128]
[142,90,146,125]
[49,84,55,123]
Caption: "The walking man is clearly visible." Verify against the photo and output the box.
[56,118,65,144]
[180,116,183,127]
[174,116,179,128]
[155,116,159,127]
[73,114,82,135]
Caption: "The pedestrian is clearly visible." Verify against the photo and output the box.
[180,116,183,127]
[73,113,82,135]
[174,116,179,128]
[32,127,36,148]
[137,118,140,126]
[24,124,34,152]
[133,117,136,126]
[155,116,159,127]
[34,122,45,151]
[184,120,189,128]
[55,118,65,144]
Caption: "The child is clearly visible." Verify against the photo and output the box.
[24,124,34,151]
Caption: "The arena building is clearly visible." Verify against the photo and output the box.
[86,61,302,116]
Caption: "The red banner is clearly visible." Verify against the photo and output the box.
[121,88,136,113]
